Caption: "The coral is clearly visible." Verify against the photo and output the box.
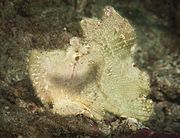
[28,6,153,121]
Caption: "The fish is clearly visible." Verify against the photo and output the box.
[28,6,154,121]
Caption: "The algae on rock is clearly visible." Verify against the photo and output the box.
[28,6,154,122]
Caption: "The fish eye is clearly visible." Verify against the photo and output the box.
[75,56,80,61]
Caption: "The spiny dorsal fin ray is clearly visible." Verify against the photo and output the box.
[80,6,136,59]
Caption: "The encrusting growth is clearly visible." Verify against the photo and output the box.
[28,6,154,121]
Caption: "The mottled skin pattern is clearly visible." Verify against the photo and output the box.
[28,6,154,121]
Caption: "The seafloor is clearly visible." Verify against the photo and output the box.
[0,0,179,137]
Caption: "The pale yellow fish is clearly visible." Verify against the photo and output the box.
[28,6,154,121]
